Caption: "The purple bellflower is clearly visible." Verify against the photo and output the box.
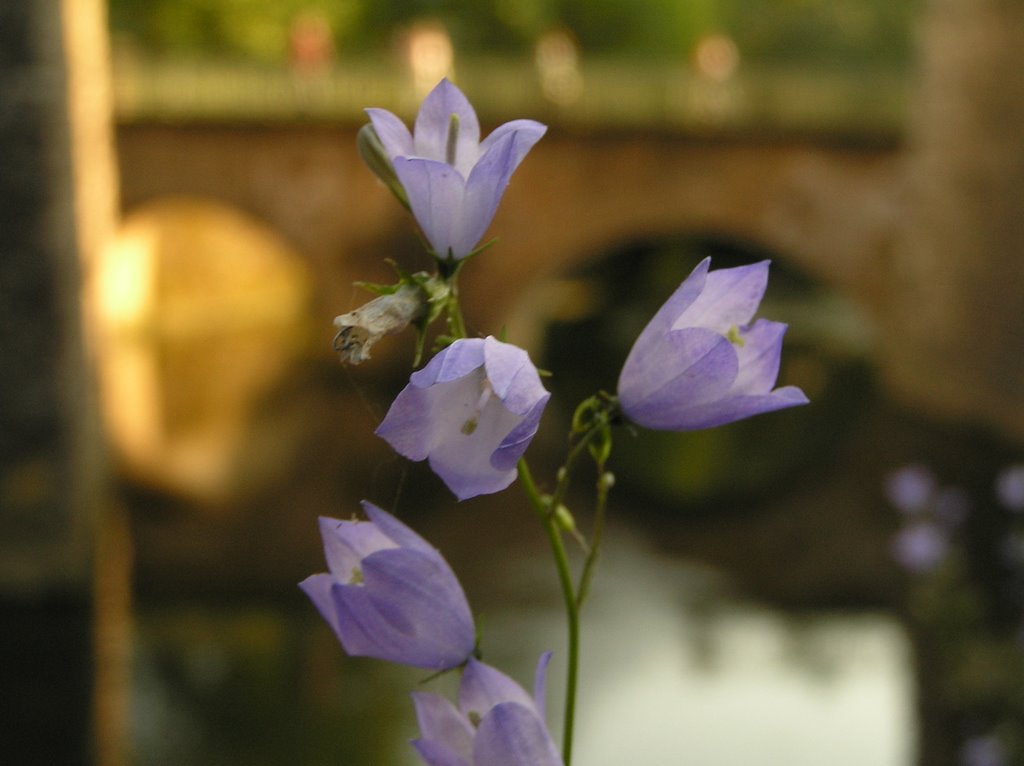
[411,654,563,766]
[366,79,546,260]
[376,337,551,501]
[617,257,809,431]
[299,502,475,671]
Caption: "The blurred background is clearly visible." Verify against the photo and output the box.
[2,0,1023,764]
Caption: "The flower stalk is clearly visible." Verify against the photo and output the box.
[308,78,812,766]
[517,458,580,766]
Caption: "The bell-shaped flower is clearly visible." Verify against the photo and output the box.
[411,654,563,766]
[365,78,546,260]
[299,501,476,671]
[617,257,809,431]
[376,336,551,500]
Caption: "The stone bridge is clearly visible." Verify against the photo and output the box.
[114,116,902,335]
[107,103,903,503]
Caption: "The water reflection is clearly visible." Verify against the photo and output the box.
[485,523,915,766]
[130,520,914,765]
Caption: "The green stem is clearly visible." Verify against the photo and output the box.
[575,460,609,609]
[443,263,468,340]
[550,423,603,512]
[518,459,579,766]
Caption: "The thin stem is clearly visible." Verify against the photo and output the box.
[518,459,579,766]
[516,456,549,523]
[575,462,609,609]
[550,423,603,512]
[447,273,467,340]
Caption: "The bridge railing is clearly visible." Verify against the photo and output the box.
[112,55,907,141]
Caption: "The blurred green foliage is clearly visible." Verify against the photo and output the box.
[109,0,920,68]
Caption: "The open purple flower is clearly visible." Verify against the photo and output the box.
[299,502,475,671]
[366,78,546,260]
[411,654,563,766]
[376,337,551,500]
[617,257,809,431]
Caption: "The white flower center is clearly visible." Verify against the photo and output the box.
[461,376,495,435]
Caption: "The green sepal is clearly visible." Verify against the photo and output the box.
[434,237,499,273]
[353,280,401,296]
[406,271,452,366]
[587,424,613,465]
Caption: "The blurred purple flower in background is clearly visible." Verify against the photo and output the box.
[411,654,563,766]
[891,522,949,574]
[376,337,551,500]
[884,465,962,574]
[961,734,1007,766]
[884,463,937,515]
[299,502,476,670]
[617,257,808,431]
[996,464,1024,512]
[366,79,546,260]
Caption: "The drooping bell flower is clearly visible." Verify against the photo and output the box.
[376,336,551,500]
[411,654,563,766]
[364,78,546,261]
[617,257,809,431]
[299,502,476,671]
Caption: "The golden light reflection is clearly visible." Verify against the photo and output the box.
[97,226,155,329]
[693,33,741,82]
[535,28,583,106]
[94,198,312,504]
[403,20,455,99]
[683,33,744,124]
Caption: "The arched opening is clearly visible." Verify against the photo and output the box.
[541,231,876,510]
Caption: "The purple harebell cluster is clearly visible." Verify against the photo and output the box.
[303,78,808,766]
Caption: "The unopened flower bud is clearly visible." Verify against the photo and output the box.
[554,504,577,534]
